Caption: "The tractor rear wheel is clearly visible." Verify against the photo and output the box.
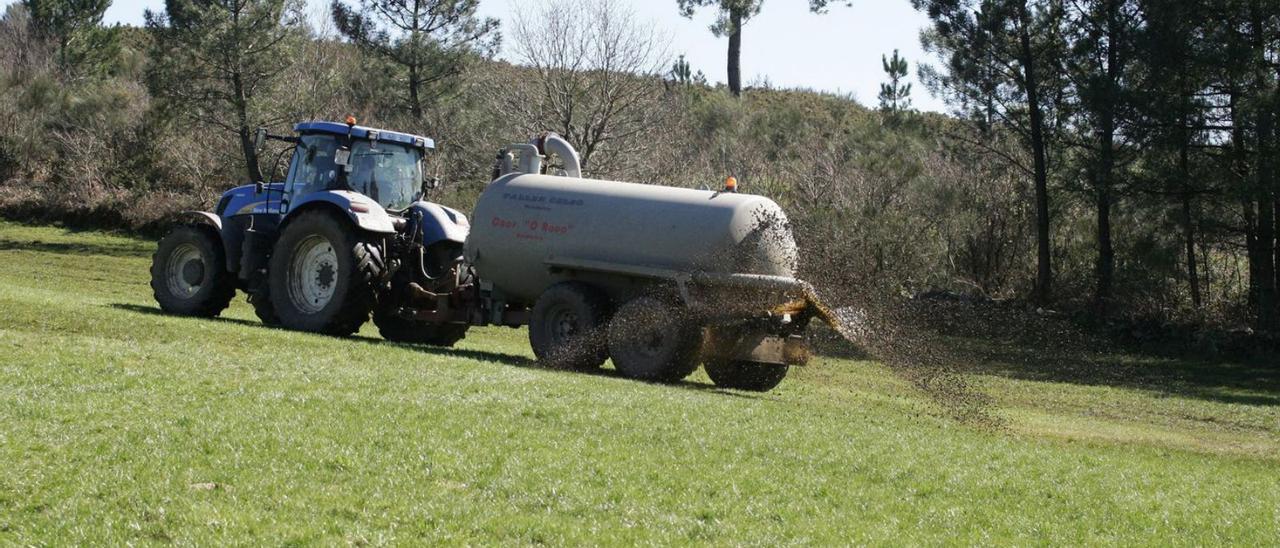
[373,309,469,347]
[607,296,702,383]
[268,210,383,336]
[704,359,789,392]
[529,282,611,370]
[150,224,235,317]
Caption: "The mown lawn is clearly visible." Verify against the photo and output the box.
[0,220,1277,545]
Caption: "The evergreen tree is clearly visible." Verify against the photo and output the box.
[878,49,912,113]
[1060,0,1141,314]
[676,0,761,97]
[1129,0,1212,312]
[915,0,1067,305]
[146,0,304,183]
[679,1,853,98]
[330,0,498,120]
[23,0,111,74]
[669,54,706,88]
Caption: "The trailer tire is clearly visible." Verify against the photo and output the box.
[268,210,382,336]
[529,282,611,370]
[151,224,236,317]
[705,359,788,392]
[374,310,469,347]
[607,296,702,383]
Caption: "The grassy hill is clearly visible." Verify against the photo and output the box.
[0,221,1277,544]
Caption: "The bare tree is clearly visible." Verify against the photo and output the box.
[505,0,669,176]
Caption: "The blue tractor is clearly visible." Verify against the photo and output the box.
[149,119,474,344]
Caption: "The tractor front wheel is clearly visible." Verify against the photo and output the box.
[268,210,383,336]
[150,224,236,317]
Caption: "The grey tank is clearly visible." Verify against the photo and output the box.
[465,172,800,304]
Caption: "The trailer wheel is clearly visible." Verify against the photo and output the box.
[374,310,469,347]
[529,282,611,370]
[704,359,789,392]
[607,296,702,383]
[268,210,382,336]
[150,224,236,317]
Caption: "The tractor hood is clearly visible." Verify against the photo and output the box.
[409,201,469,247]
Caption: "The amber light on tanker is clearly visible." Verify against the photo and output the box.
[724,176,738,193]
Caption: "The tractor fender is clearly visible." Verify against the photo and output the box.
[286,191,397,234]
[177,210,222,231]
[409,201,470,247]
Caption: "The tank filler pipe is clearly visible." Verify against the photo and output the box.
[503,143,542,175]
[534,133,582,178]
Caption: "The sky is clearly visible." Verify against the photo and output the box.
[12,0,947,112]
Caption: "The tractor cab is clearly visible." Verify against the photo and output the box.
[265,120,436,213]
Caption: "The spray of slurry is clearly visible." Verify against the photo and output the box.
[800,283,1004,427]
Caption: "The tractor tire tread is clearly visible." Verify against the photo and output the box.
[268,210,382,336]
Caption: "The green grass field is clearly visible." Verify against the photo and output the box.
[1,221,1277,544]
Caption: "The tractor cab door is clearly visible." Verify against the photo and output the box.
[281,134,343,213]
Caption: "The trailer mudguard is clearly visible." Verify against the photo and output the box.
[410,201,469,247]
[287,190,397,234]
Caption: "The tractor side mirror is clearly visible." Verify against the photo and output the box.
[253,127,267,153]
[421,157,439,191]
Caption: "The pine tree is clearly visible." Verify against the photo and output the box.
[678,1,855,98]
[23,0,111,74]
[671,54,692,85]
[915,0,1067,305]
[669,54,707,88]
[330,0,498,120]
[676,0,761,97]
[146,0,304,183]
[1060,0,1142,315]
[877,49,912,113]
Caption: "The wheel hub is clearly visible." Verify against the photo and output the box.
[181,259,205,286]
[316,262,335,290]
[552,308,579,341]
[165,243,204,299]
[287,235,339,314]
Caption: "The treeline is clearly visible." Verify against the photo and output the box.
[0,0,1278,337]
[916,0,1280,334]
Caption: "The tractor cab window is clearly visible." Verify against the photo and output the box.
[287,134,340,197]
[346,141,422,211]
[286,133,423,211]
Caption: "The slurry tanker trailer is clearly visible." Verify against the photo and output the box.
[151,119,826,391]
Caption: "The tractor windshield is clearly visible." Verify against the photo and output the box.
[287,134,424,211]
[347,141,422,211]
